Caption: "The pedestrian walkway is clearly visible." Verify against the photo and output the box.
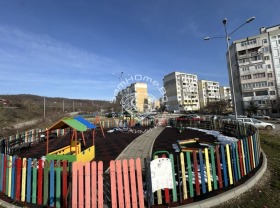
[114,126,165,170]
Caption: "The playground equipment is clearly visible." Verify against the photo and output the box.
[45,116,96,163]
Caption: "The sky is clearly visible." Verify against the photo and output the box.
[0,0,279,101]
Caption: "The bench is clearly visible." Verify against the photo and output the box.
[199,120,213,130]
[9,137,32,154]
[222,123,237,137]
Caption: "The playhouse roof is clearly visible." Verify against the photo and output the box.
[47,117,95,132]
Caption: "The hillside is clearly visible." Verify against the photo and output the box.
[0,94,117,137]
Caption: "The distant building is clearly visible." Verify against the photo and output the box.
[163,72,200,112]
[228,24,280,114]
[198,80,220,108]
[117,82,148,113]
[219,86,233,108]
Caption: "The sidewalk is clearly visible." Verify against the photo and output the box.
[114,126,165,170]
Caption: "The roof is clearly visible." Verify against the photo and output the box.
[47,117,96,132]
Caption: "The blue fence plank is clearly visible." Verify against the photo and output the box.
[11,156,16,199]
[26,158,32,202]
[231,144,238,182]
[199,149,206,194]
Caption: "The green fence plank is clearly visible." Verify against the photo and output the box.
[210,147,217,190]
[169,154,177,202]
[32,159,37,204]
[186,152,194,197]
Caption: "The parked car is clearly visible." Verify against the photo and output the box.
[251,114,270,120]
[236,118,275,130]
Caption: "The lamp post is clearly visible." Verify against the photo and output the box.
[204,17,255,120]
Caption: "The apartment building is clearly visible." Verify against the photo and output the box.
[198,80,220,108]
[163,72,200,112]
[228,24,280,114]
[117,82,148,113]
[219,86,233,107]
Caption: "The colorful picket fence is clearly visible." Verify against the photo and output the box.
[148,134,261,205]
[0,154,70,207]
[71,158,145,208]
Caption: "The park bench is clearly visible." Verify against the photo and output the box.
[9,137,32,154]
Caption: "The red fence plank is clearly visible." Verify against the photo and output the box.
[91,162,97,207]
[129,159,137,208]
[192,151,200,196]
[78,162,84,208]
[97,161,103,208]
[136,158,145,208]
[122,160,131,207]
[110,161,117,208]
[37,159,43,205]
[116,160,124,208]
[215,145,223,189]
[72,162,78,208]
[85,162,90,208]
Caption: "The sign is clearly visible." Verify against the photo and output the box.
[150,158,173,192]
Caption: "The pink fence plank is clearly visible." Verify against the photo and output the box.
[72,162,78,208]
[97,161,103,208]
[110,161,117,208]
[136,158,145,208]
[129,159,137,208]
[78,162,84,208]
[85,162,91,208]
[91,162,97,208]
[122,160,131,208]
[116,160,124,208]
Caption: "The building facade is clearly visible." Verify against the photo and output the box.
[163,72,200,112]
[117,82,148,113]
[219,86,233,108]
[198,80,220,108]
[228,25,280,114]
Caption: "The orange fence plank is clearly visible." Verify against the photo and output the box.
[122,160,131,208]
[116,160,124,208]
[97,161,103,208]
[110,161,117,208]
[129,159,137,208]
[78,162,84,208]
[91,162,97,208]
[85,162,90,208]
[136,158,145,208]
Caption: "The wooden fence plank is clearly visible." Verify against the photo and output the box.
[97,161,103,208]
[72,162,78,208]
[21,158,27,202]
[49,160,55,207]
[32,159,37,204]
[26,158,32,202]
[192,151,200,196]
[56,160,61,208]
[116,160,124,208]
[0,154,3,192]
[215,146,223,189]
[204,148,212,192]
[110,160,117,208]
[85,162,90,208]
[186,152,194,197]
[220,145,228,187]
[15,157,21,201]
[225,144,233,185]
[11,156,16,199]
[7,155,12,197]
[122,159,131,207]
[242,139,249,174]
[43,160,49,206]
[91,162,97,208]
[245,138,251,172]
[169,154,178,202]
[231,143,238,183]
[235,141,241,180]
[180,152,188,199]
[78,162,84,208]
[162,154,170,203]
[136,158,144,208]
[153,155,162,204]
[62,160,68,208]
[3,155,7,194]
[37,159,43,205]
[210,147,217,190]
[129,159,137,208]
[250,136,256,169]
[199,149,206,194]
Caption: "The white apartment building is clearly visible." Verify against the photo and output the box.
[163,72,200,112]
[228,25,280,114]
[219,86,233,108]
[198,80,220,108]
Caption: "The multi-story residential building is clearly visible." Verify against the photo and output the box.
[163,72,200,112]
[198,80,220,108]
[219,86,232,108]
[228,24,280,114]
[117,82,148,113]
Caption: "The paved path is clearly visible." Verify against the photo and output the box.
[114,126,165,170]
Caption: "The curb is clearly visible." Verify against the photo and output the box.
[177,150,267,208]
[0,200,22,208]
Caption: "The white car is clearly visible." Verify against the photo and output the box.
[251,114,270,120]
[236,118,275,130]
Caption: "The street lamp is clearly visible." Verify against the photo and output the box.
[204,17,255,120]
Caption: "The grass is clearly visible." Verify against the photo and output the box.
[215,131,280,208]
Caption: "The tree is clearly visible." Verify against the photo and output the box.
[203,100,228,115]
[245,100,259,116]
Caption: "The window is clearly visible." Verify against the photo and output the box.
[271,40,278,47]
[239,59,249,64]
[241,75,252,80]
[270,91,276,95]
[273,49,279,56]
[264,56,270,60]
[242,67,249,71]
[268,73,273,78]
[255,65,263,69]
[262,47,269,53]
[255,91,268,96]
[243,92,254,97]
[266,64,271,69]
[251,56,262,61]
[268,82,274,86]
[275,58,280,65]
[262,39,268,44]
[253,73,265,78]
